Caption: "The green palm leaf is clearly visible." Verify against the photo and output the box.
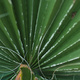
[0,0,80,80]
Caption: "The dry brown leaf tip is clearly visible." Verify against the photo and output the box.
[15,71,22,80]
[73,0,76,4]
[34,77,38,80]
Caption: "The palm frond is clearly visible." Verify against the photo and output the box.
[0,0,80,80]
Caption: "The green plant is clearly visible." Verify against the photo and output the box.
[0,0,80,80]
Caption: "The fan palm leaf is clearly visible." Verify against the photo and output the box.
[0,0,80,80]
